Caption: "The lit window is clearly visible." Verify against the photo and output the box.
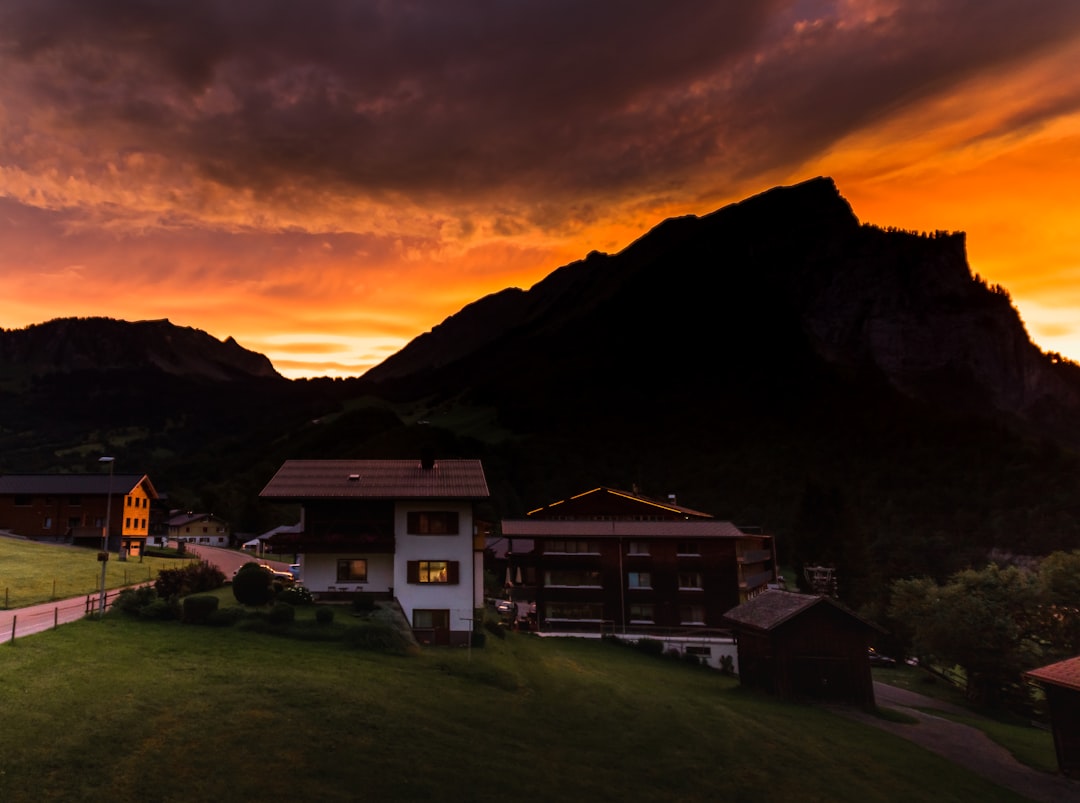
[407,560,459,584]
[337,559,368,583]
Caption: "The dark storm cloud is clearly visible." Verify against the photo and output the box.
[3,1,1080,206]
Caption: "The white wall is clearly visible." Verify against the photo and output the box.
[393,501,476,634]
[303,553,394,593]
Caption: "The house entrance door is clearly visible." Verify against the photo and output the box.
[412,609,450,645]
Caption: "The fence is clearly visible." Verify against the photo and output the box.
[1,587,127,645]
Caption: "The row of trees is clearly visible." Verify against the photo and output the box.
[887,550,1080,708]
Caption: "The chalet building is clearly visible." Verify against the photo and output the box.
[167,512,231,548]
[1026,656,1080,778]
[259,457,490,647]
[723,590,881,708]
[0,473,158,557]
[500,487,776,666]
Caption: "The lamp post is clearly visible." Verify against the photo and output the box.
[98,456,115,617]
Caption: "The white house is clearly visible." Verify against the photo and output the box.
[259,457,490,647]
[167,512,230,547]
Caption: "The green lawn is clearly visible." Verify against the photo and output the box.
[0,537,195,608]
[0,611,1037,803]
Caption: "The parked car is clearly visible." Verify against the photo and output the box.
[868,648,896,667]
[495,600,516,617]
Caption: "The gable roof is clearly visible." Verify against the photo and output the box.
[724,589,882,633]
[0,473,158,498]
[501,519,748,538]
[527,486,713,519]
[1026,656,1080,693]
[167,512,228,528]
[259,459,489,501]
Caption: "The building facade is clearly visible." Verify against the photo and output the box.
[167,512,231,548]
[260,457,490,647]
[0,473,158,557]
[499,487,776,665]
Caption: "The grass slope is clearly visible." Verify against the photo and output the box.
[0,537,194,607]
[0,615,1030,803]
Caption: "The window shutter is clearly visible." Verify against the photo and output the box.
[447,561,460,585]
[406,561,419,584]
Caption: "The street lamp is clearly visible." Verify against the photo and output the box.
[98,456,115,617]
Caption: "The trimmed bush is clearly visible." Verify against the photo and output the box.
[182,594,220,624]
[156,562,227,599]
[315,606,335,625]
[267,601,296,625]
[232,563,273,606]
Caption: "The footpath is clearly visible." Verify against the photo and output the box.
[833,682,1080,803]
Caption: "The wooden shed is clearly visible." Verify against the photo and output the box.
[723,590,881,708]
[1026,656,1080,778]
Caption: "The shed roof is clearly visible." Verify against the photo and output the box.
[0,473,158,498]
[1026,656,1080,693]
[259,459,489,501]
[501,519,749,538]
[723,589,881,633]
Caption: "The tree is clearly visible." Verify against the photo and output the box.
[231,562,273,606]
[890,564,1042,706]
[1037,549,1080,657]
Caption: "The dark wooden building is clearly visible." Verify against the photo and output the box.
[724,590,881,708]
[1026,656,1080,778]
[500,487,776,636]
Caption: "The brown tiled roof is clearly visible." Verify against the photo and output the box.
[0,473,157,497]
[723,589,881,632]
[1026,656,1080,693]
[501,519,749,538]
[259,459,489,500]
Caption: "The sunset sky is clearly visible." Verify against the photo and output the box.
[3,1,1080,378]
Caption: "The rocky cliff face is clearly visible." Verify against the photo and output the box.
[0,317,281,381]
[365,176,1080,448]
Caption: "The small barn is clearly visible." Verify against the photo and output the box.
[1025,655,1080,778]
[723,590,881,708]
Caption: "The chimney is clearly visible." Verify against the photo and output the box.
[420,446,436,470]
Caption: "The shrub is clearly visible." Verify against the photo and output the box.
[182,594,220,624]
[351,594,377,613]
[232,563,273,606]
[267,601,296,625]
[113,586,158,616]
[277,585,314,606]
[315,606,335,625]
[719,655,735,676]
[155,562,227,599]
[682,652,701,667]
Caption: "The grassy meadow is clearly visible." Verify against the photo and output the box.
[0,537,195,608]
[0,603,1040,803]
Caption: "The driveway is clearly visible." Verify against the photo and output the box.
[832,681,1080,803]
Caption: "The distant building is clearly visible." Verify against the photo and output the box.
[499,487,776,668]
[167,512,231,548]
[0,473,158,557]
[260,457,490,647]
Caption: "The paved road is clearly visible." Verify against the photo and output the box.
[833,682,1080,803]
